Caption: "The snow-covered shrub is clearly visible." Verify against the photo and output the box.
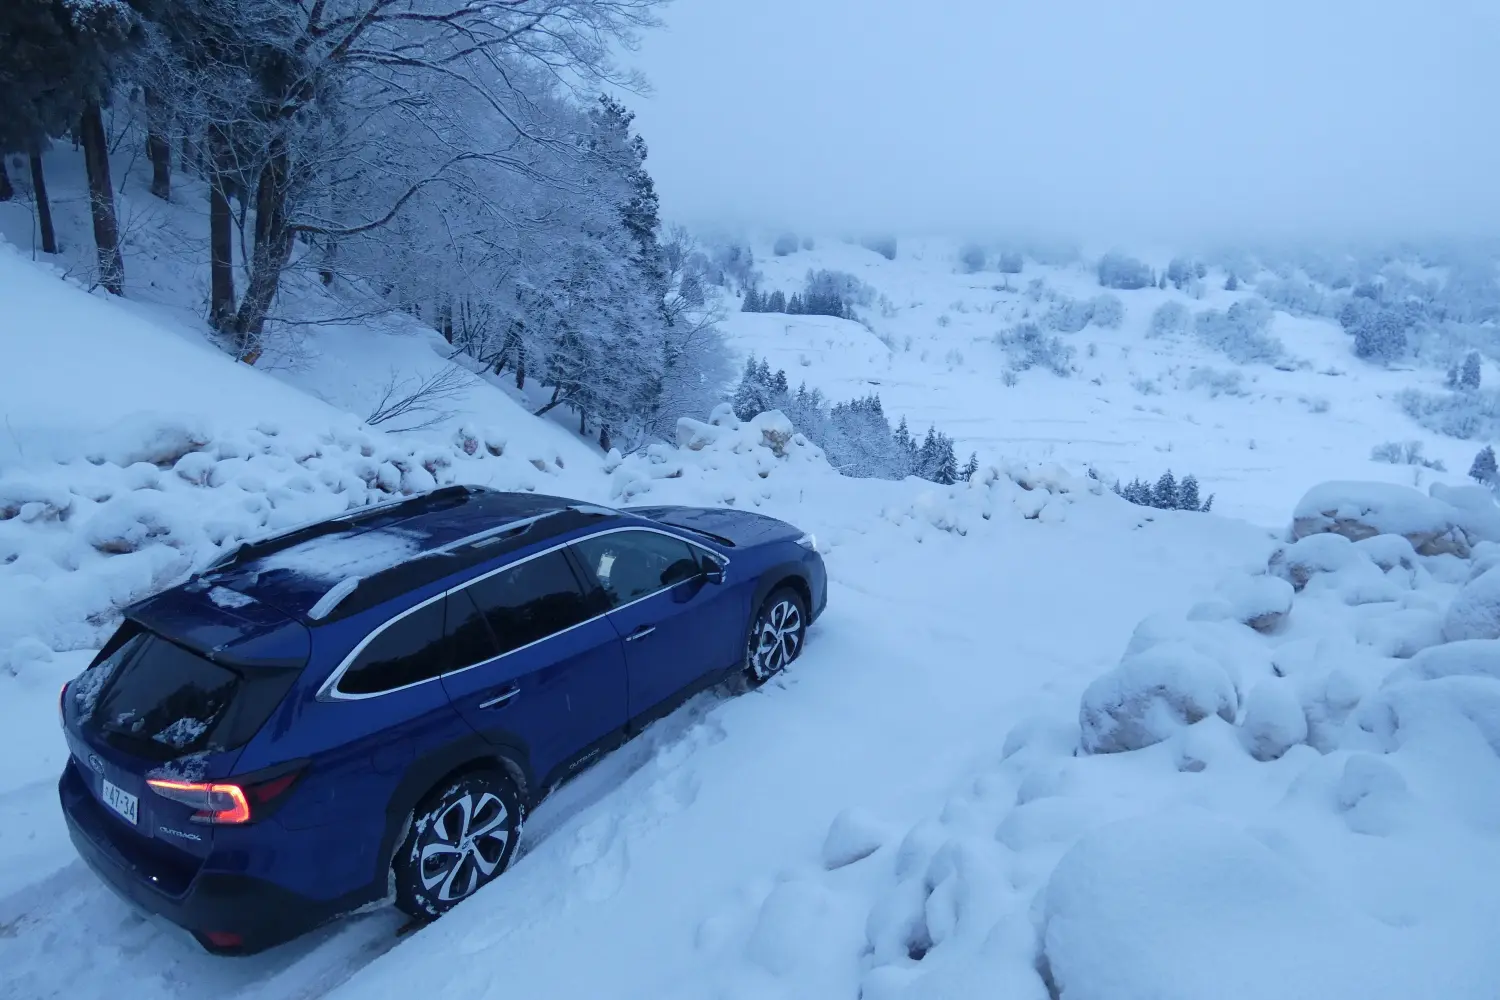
[958,244,986,273]
[1350,307,1410,363]
[1397,387,1500,441]
[1291,481,1473,558]
[1043,298,1094,334]
[1257,276,1332,316]
[996,251,1024,274]
[1193,299,1283,365]
[1096,252,1152,290]
[995,323,1074,377]
[1184,367,1246,398]
[1089,293,1124,329]
[1078,642,1239,753]
[1147,301,1190,339]
[772,233,800,257]
[1369,439,1445,471]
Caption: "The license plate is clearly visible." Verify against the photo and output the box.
[101,778,139,825]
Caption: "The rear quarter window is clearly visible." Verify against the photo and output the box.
[336,600,448,696]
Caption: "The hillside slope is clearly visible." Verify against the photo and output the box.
[724,237,1487,526]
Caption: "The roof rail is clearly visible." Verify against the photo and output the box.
[206,484,492,573]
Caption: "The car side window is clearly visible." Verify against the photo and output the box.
[462,550,594,656]
[339,600,448,696]
[570,530,706,608]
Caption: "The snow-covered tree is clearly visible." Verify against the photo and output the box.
[959,244,986,273]
[773,233,799,257]
[1177,474,1201,511]
[1461,350,1482,390]
[1470,446,1497,485]
[961,453,980,482]
[1153,471,1178,509]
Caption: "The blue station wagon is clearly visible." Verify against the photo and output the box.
[57,485,827,954]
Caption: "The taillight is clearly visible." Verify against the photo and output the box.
[148,779,251,824]
[147,763,305,825]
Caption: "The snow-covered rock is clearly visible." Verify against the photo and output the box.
[1216,574,1294,633]
[1292,481,1471,558]
[1384,639,1500,686]
[1237,679,1308,760]
[1442,565,1500,642]
[1268,532,1368,591]
[1079,642,1239,754]
[1429,482,1500,545]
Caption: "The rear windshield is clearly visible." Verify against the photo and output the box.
[89,634,242,760]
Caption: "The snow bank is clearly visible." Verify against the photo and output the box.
[1042,813,1447,1000]
[0,417,579,672]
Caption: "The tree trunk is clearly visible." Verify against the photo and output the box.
[438,301,454,343]
[79,101,125,295]
[231,141,295,363]
[145,88,171,201]
[599,425,611,452]
[207,126,236,331]
[0,158,13,202]
[579,409,587,434]
[29,149,57,255]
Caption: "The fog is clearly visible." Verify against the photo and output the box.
[627,0,1500,245]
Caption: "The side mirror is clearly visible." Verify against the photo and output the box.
[703,564,726,585]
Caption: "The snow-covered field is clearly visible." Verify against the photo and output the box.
[5,211,1500,1000]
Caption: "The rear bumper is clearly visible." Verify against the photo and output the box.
[60,768,354,955]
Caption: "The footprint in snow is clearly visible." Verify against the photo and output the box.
[569,815,629,902]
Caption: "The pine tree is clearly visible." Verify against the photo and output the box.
[1152,470,1178,510]
[1201,494,1214,513]
[931,434,959,486]
[770,367,789,399]
[1224,273,1239,291]
[1177,474,1201,511]
[742,288,762,312]
[1446,363,1461,389]
[961,452,980,482]
[787,294,803,315]
[767,289,787,313]
[1469,445,1497,485]
[732,356,762,421]
[1461,351,1482,390]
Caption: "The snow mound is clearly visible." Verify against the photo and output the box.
[1442,565,1500,642]
[1386,639,1500,685]
[1237,679,1308,760]
[1079,642,1239,754]
[1041,812,1447,1000]
[1216,574,1294,632]
[821,807,891,870]
[1293,480,1472,558]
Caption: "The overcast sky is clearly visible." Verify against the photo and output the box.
[625,0,1500,245]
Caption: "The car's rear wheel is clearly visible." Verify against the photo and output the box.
[394,768,522,920]
[745,587,808,685]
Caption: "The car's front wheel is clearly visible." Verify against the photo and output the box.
[394,768,522,920]
[745,587,808,685]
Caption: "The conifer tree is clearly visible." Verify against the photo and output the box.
[1469,445,1497,485]
[1461,350,1482,390]
[1177,474,1201,511]
[961,452,980,482]
[1152,470,1178,510]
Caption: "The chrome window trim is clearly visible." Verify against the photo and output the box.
[316,524,730,702]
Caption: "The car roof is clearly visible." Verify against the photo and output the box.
[183,486,620,624]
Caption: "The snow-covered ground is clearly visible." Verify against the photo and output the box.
[5,198,1500,999]
[723,236,1484,528]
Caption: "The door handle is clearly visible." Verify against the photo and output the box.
[479,687,521,710]
[626,625,657,642]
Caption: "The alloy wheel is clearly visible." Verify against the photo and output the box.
[750,598,803,680]
[418,790,511,904]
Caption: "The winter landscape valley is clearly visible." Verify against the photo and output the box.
[4,2,1500,999]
